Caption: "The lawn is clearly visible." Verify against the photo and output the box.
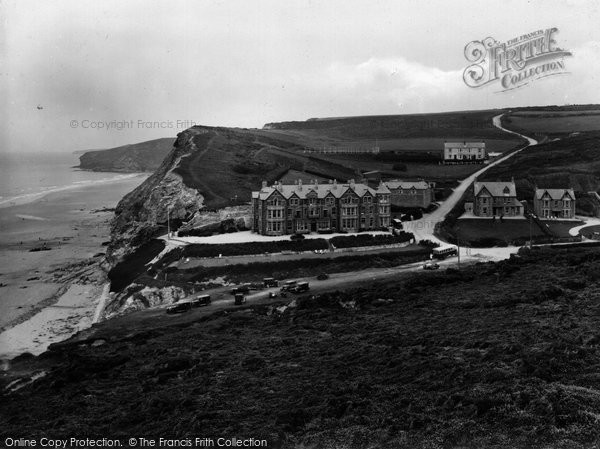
[456,218,543,246]
[543,220,584,237]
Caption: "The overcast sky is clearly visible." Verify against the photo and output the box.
[2,0,599,153]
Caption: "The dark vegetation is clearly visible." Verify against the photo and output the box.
[152,248,430,286]
[5,246,600,448]
[108,239,165,292]
[154,234,415,268]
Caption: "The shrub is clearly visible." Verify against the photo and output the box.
[329,233,413,249]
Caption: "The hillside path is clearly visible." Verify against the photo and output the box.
[403,114,538,246]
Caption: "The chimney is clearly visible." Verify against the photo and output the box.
[328,179,333,184]
[277,181,283,191]
[298,179,302,191]
[349,179,355,188]
[261,180,267,190]
[511,176,515,184]
[314,179,318,188]
[333,179,337,190]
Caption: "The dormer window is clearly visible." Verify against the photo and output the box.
[503,186,510,195]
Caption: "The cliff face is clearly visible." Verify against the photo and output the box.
[106,128,210,264]
[78,138,175,172]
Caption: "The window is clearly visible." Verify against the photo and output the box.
[267,209,283,219]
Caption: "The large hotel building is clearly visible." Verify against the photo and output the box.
[251,179,391,235]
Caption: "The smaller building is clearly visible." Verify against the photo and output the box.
[471,179,524,217]
[384,180,435,209]
[533,188,576,218]
[443,141,486,164]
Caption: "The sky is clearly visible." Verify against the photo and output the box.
[1,0,600,153]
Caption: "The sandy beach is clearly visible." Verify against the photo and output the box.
[0,173,148,359]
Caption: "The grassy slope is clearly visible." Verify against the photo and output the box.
[3,246,600,448]
[172,128,356,209]
[502,106,600,139]
[78,138,175,172]
[482,132,600,204]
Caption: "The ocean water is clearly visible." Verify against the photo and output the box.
[0,152,137,207]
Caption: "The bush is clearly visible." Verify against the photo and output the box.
[330,232,413,249]
[290,233,305,241]
[392,163,407,171]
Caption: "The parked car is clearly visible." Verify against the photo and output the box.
[423,262,440,270]
[316,273,329,280]
[231,284,251,295]
[166,300,193,314]
[263,277,278,288]
[292,281,310,293]
[234,293,247,305]
[280,280,297,292]
[191,294,211,307]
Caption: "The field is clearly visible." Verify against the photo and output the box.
[5,246,600,448]
[502,109,600,138]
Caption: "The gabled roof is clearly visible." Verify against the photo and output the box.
[384,180,430,190]
[254,181,389,200]
[445,142,485,149]
[535,188,575,200]
[474,181,516,197]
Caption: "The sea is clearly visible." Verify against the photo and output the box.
[0,151,139,208]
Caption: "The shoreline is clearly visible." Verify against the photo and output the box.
[0,173,149,360]
[0,172,146,210]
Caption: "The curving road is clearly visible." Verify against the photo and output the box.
[404,114,538,251]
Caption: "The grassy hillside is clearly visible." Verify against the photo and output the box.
[172,127,356,209]
[501,106,600,140]
[482,131,600,211]
[264,109,510,139]
[4,246,600,448]
[78,138,175,172]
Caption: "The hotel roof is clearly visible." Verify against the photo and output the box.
[384,180,431,190]
[253,180,390,201]
[444,142,486,148]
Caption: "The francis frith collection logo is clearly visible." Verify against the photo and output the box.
[463,27,572,91]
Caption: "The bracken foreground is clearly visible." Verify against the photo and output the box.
[2,245,600,448]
